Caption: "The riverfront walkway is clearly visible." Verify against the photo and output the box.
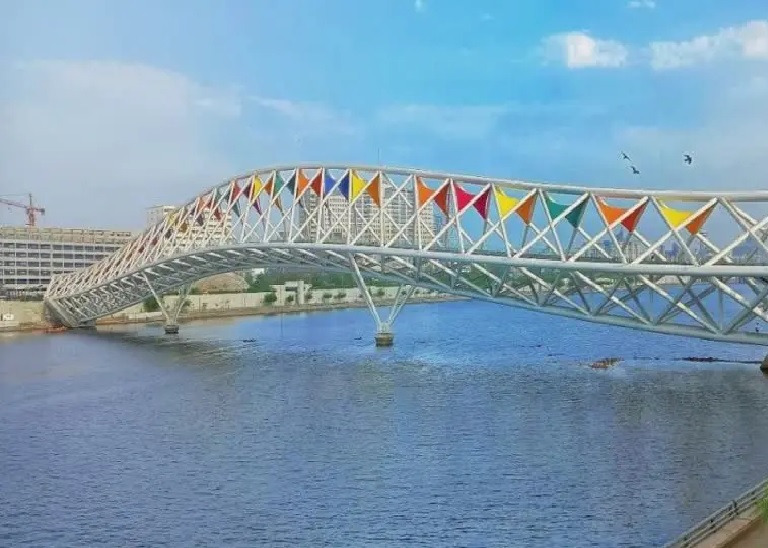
[728,520,768,547]
[689,511,766,548]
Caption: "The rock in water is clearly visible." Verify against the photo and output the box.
[591,357,621,369]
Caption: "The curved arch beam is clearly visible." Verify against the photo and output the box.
[44,165,768,345]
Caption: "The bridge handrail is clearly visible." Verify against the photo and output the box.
[664,477,768,547]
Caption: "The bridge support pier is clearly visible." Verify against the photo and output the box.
[374,327,395,347]
[142,274,190,335]
[349,255,413,347]
[761,355,768,373]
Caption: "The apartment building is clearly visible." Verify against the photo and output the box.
[0,226,136,293]
[146,204,233,247]
[296,188,438,247]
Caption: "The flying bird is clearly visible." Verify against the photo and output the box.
[684,154,693,165]
[621,151,631,161]
[630,165,640,175]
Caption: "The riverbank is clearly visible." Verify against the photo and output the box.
[665,477,768,548]
[0,294,467,335]
[98,294,466,327]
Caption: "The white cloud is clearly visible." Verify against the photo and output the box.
[376,104,508,140]
[0,60,241,228]
[375,101,609,142]
[649,20,768,70]
[0,60,357,228]
[617,73,768,190]
[543,32,628,68]
[627,0,655,9]
[414,0,425,13]
[248,96,358,137]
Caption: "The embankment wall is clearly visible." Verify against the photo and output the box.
[0,287,461,332]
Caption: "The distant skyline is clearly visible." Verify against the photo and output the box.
[1,0,767,229]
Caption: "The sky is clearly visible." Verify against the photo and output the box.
[0,0,767,229]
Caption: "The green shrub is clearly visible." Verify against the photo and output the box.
[263,292,277,305]
[759,492,768,523]
[143,296,160,312]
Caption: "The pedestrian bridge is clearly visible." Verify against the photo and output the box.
[44,164,768,345]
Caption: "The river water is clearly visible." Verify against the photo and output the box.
[2,300,768,547]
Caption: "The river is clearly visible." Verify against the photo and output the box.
[2,300,768,547]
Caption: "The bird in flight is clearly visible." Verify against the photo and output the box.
[684,154,693,165]
[621,151,631,161]
[630,165,640,175]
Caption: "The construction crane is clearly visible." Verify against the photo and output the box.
[0,194,46,227]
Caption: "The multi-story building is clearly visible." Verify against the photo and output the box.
[147,204,233,247]
[146,205,178,227]
[0,226,136,294]
[296,189,437,247]
[732,242,768,263]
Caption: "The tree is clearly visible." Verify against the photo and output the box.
[335,291,346,301]
[376,287,385,298]
[143,296,160,312]
[322,292,333,302]
[286,294,295,304]
[263,292,277,305]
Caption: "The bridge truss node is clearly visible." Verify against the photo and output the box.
[43,164,768,347]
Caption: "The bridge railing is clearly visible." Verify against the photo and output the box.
[664,477,768,547]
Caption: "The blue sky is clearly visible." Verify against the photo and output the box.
[1,0,767,228]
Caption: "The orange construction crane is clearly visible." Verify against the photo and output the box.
[0,194,46,227]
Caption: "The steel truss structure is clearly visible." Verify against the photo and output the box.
[44,164,768,344]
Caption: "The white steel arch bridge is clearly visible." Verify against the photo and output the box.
[44,164,768,346]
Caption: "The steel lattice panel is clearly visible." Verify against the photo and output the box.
[43,164,768,344]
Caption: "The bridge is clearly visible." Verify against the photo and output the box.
[43,164,768,348]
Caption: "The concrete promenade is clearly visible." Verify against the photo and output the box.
[667,477,768,548]
[729,519,768,547]
[690,508,764,547]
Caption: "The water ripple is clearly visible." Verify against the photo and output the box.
[2,301,768,546]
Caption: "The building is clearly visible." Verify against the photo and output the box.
[146,205,178,227]
[733,242,768,263]
[147,204,233,248]
[296,188,437,247]
[0,226,136,294]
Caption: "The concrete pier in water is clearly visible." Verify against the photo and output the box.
[374,331,394,347]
